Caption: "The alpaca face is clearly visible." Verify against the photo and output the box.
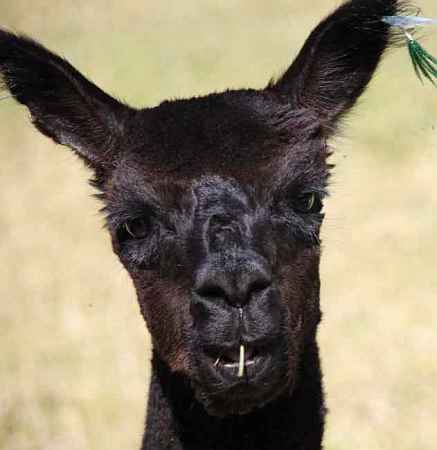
[102,91,328,415]
[98,101,325,415]
[1,0,398,420]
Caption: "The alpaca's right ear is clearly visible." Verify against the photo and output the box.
[0,30,132,169]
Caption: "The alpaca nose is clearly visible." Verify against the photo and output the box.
[194,254,272,307]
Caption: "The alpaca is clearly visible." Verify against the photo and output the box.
[0,1,407,449]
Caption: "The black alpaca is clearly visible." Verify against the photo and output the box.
[0,1,407,449]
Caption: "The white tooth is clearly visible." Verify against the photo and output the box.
[238,344,245,378]
[214,357,221,367]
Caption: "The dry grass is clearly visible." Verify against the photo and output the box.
[1,1,436,449]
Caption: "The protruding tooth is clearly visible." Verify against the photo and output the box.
[214,357,221,367]
[238,344,245,378]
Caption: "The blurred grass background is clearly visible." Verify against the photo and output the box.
[0,1,436,449]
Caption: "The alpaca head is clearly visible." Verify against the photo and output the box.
[0,0,403,417]
[106,94,328,416]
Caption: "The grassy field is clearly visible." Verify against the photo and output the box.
[1,1,436,449]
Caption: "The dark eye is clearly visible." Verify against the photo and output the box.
[118,217,151,241]
[293,193,322,214]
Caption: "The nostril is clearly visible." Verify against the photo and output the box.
[196,284,227,300]
[249,279,271,295]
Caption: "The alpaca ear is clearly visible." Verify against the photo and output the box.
[0,30,131,169]
[271,0,403,132]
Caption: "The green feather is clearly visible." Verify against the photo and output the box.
[408,40,423,81]
[418,53,437,78]
[415,55,436,85]
[407,39,437,85]
[418,44,437,66]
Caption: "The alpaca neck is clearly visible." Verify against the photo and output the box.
[141,342,325,450]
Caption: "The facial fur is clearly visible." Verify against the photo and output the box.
[100,92,329,415]
[0,0,405,420]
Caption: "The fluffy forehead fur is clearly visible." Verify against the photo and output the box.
[119,89,324,178]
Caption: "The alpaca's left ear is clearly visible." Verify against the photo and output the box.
[270,0,404,132]
[0,30,132,170]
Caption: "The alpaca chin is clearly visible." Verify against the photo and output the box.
[194,378,290,418]
[191,338,293,417]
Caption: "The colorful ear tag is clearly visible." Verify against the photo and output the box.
[383,15,437,85]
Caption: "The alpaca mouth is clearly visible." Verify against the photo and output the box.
[195,341,287,416]
[204,343,275,382]
[193,335,289,416]
[212,345,259,374]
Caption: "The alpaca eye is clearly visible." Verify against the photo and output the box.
[294,193,322,214]
[123,217,151,240]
